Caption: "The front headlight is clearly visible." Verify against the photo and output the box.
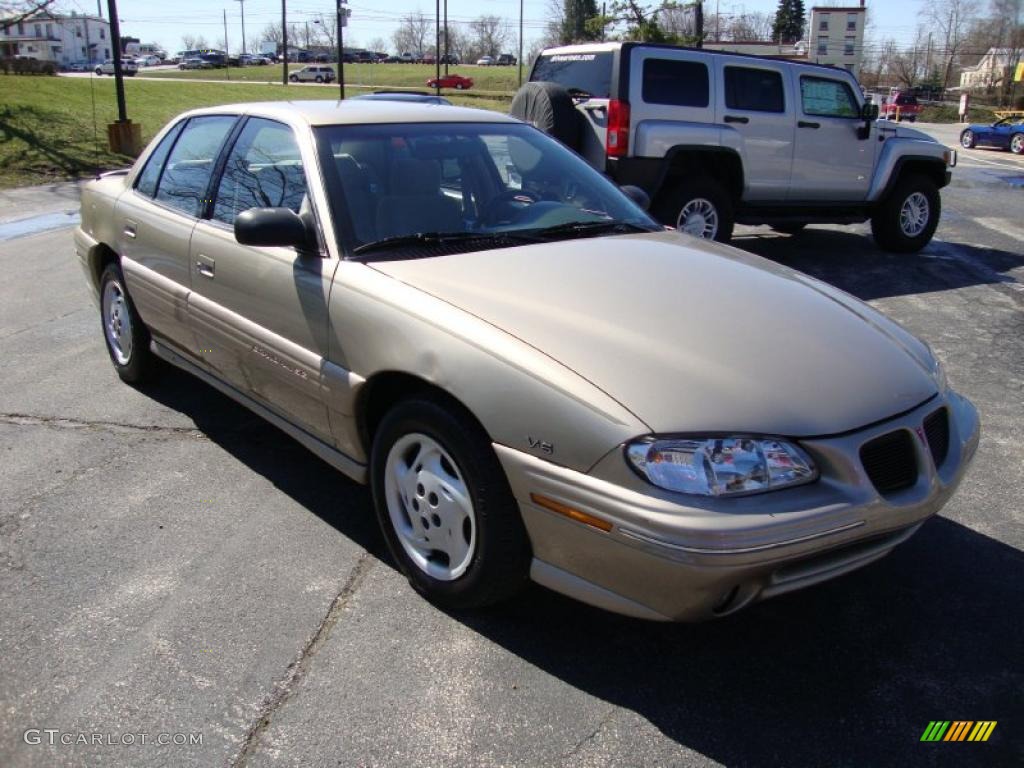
[626,436,817,497]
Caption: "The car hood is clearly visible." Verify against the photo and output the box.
[370,232,938,437]
[878,123,938,143]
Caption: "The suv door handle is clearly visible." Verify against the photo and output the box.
[724,115,749,124]
[798,121,821,129]
[123,222,137,239]
[195,258,215,278]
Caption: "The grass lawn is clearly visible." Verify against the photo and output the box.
[0,74,510,189]
[147,62,523,94]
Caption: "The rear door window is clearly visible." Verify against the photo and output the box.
[155,115,236,217]
[642,58,709,107]
[531,52,613,98]
[135,120,185,198]
[724,66,785,113]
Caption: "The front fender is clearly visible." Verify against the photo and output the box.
[867,139,950,202]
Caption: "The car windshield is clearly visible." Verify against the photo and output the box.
[315,122,659,258]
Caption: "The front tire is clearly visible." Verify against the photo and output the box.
[289,74,297,82]
[1011,133,1024,155]
[870,174,940,253]
[657,177,734,243]
[370,396,531,610]
[99,263,157,383]
[960,129,976,149]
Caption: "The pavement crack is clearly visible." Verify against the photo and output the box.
[0,307,89,340]
[0,412,207,439]
[559,707,617,763]
[228,551,375,768]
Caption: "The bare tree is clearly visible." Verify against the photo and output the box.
[469,15,510,58]
[727,12,775,41]
[890,29,929,88]
[0,0,54,30]
[928,0,981,90]
[181,34,210,51]
[368,36,388,54]
[392,11,431,56]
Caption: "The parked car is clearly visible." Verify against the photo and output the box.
[350,90,452,105]
[67,62,88,72]
[439,53,460,65]
[880,92,923,122]
[94,59,138,76]
[75,100,978,621]
[137,54,162,67]
[427,73,473,90]
[960,117,1024,154]
[178,57,210,70]
[476,55,494,66]
[289,65,336,83]
[496,53,517,66]
[516,42,957,252]
[238,54,271,66]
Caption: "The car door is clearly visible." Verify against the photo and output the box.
[789,73,876,201]
[188,117,337,444]
[717,61,794,201]
[115,114,237,355]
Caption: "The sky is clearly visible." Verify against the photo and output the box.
[62,0,931,58]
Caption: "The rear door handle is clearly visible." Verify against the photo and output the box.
[798,121,821,129]
[123,222,137,239]
[724,115,749,124]
[195,259,215,278]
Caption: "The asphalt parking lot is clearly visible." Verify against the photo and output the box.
[1,123,1021,768]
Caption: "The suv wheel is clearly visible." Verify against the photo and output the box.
[99,263,158,383]
[870,174,940,253]
[1011,133,1024,155]
[315,75,323,83]
[960,129,976,149]
[659,178,734,243]
[288,74,298,82]
[371,396,531,610]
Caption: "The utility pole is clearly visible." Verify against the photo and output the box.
[443,0,448,76]
[435,0,440,97]
[337,0,346,99]
[234,0,247,55]
[518,0,523,86]
[282,0,288,85]
[602,2,607,42]
[106,0,127,122]
[222,9,230,79]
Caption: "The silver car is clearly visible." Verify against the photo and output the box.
[74,101,979,621]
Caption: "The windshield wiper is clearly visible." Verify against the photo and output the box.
[352,231,539,260]
[527,220,659,241]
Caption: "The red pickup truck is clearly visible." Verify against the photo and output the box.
[881,92,923,122]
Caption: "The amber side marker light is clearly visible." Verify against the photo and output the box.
[530,494,613,532]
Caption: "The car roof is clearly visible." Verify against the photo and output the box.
[182,99,518,126]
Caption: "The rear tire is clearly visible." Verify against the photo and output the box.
[315,75,323,83]
[370,396,531,610]
[289,74,297,82]
[99,263,158,384]
[1011,133,1024,155]
[657,177,734,243]
[870,174,940,253]
[960,129,976,149]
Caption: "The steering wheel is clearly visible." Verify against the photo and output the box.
[480,189,540,226]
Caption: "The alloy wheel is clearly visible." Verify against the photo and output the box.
[102,279,133,365]
[677,198,719,239]
[899,191,930,238]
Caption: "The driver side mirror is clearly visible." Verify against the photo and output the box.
[235,208,317,253]
[861,102,879,120]
[620,184,651,211]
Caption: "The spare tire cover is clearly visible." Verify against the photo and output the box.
[510,81,581,151]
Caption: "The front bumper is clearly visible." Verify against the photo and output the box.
[496,390,980,621]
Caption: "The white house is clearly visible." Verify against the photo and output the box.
[0,11,112,66]
[959,48,1017,91]
[807,3,867,76]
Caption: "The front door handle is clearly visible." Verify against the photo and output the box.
[123,222,137,239]
[798,120,821,129]
[195,259,215,278]
[724,115,749,124]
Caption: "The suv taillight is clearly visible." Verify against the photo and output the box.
[606,99,630,158]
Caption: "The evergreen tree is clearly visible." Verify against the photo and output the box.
[563,0,600,43]
[772,0,806,44]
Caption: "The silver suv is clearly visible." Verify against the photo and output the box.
[289,65,335,83]
[515,42,958,252]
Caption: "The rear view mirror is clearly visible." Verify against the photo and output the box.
[235,208,316,252]
[620,184,651,211]
[862,102,879,120]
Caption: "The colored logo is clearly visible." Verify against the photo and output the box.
[921,721,997,742]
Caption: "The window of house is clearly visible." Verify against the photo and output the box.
[46,23,52,38]
[154,116,236,216]
[642,58,710,107]
[34,24,41,37]
[213,118,308,225]
[817,38,829,56]
[847,14,858,31]
[99,28,105,39]
[819,15,829,31]
[724,66,785,112]
[844,41,855,56]
[76,27,82,38]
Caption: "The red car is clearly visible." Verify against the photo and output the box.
[880,92,923,122]
[426,73,473,90]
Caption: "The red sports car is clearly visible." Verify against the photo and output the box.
[426,74,473,90]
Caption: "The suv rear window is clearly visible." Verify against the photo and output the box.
[724,66,785,113]
[642,58,709,107]
[531,52,613,98]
